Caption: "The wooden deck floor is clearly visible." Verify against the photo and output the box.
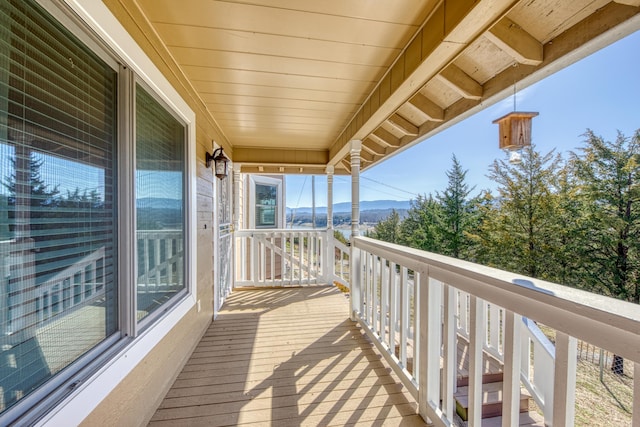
[149,285,426,426]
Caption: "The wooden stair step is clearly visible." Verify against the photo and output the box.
[481,411,545,427]
[457,371,504,387]
[454,381,530,421]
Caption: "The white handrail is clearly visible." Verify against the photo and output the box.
[136,229,184,292]
[351,236,640,427]
[235,229,326,286]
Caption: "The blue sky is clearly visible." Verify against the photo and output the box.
[287,29,640,209]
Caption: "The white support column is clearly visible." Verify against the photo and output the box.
[233,168,241,231]
[325,165,334,284]
[326,165,334,230]
[349,140,361,321]
[350,140,361,238]
[232,167,241,291]
[553,332,577,427]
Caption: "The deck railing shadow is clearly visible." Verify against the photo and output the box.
[150,286,425,426]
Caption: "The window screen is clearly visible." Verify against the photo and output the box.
[255,183,277,228]
[135,85,186,321]
[0,0,117,413]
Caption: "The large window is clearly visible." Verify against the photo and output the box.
[0,0,191,420]
[135,85,186,322]
[0,0,117,414]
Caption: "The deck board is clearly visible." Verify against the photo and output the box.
[149,285,426,426]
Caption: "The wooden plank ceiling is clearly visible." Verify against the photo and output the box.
[136,0,640,175]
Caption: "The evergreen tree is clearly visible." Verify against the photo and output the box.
[399,194,442,252]
[370,209,401,244]
[547,160,584,287]
[571,129,640,304]
[436,155,479,259]
[481,146,563,278]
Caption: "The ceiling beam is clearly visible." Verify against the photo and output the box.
[363,137,387,155]
[233,147,328,166]
[436,64,483,100]
[485,17,543,66]
[328,0,518,166]
[359,150,376,163]
[386,113,419,136]
[341,158,351,173]
[409,93,444,122]
[613,0,640,6]
[371,128,401,147]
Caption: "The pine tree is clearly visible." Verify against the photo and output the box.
[481,146,562,278]
[571,129,640,304]
[399,194,442,252]
[436,155,479,259]
[371,209,401,244]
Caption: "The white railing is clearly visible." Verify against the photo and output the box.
[351,236,640,427]
[35,247,106,325]
[331,237,350,288]
[137,230,184,293]
[456,290,556,419]
[1,239,107,345]
[235,229,326,286]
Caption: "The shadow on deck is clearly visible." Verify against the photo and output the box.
[149,285,426,426]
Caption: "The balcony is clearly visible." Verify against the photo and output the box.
[151,229,640,426]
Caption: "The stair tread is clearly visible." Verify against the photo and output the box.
[481,411,545,426]
[454,382,530,407]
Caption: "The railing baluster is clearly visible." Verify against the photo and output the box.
[259,238,266,284]
[426,277,441,405]
[489,303,500,354]
[372,255,379,334]
[165,238,172,286]
[442,283,456,419]
[412,271,419,377]
[381,259,389,347]
[552,332,577,427]
[469,295,485,427]
[154,237,161,288]
[400,266,408,369]
[307,234,312,281]
[634,362,640,427]
[366,252,372,322]
[502,309,522,427]
[270,233,276,285]
[389,262,398,355]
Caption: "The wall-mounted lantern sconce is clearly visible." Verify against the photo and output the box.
[206,147,229,179]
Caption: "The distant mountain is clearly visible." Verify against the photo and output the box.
[136,197,183,210]
[287,200,410,214]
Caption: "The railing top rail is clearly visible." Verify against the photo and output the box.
[236,228,329,235]
[353,236,640,362]
[334,239,349,254]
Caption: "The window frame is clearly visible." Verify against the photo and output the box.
[249,175,284,229]
[0,0,198,424]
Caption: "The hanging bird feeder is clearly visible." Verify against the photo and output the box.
[493,111,538,164]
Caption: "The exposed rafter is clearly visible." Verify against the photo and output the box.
[386,113,418,136]
[371,128,400,147]
[436,64,483,100]
[409,93,444,122]
[614,0,640,6]
[363,138,387,155]
[485,17,543,66]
